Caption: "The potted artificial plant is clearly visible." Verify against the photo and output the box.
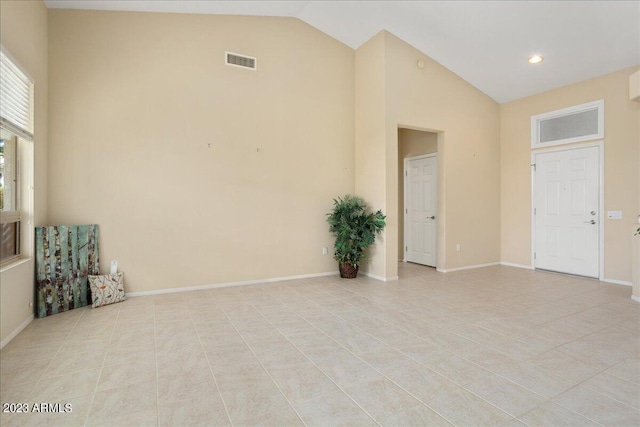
[326,195,386,278]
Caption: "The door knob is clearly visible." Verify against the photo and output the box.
[584,220,596,225]
[428,216,435,220]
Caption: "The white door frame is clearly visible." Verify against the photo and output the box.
[404,153,438,265]
[530,141,604,280]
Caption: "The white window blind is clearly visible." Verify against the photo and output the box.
[0,48,34,141]
[531,100,604,149]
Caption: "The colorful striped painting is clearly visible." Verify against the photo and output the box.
[35,224,99,318]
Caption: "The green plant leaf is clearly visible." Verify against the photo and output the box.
[327,195,386,267]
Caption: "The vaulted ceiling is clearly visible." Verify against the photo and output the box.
[44,1,640,103]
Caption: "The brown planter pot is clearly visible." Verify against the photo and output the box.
[339,262,359,279]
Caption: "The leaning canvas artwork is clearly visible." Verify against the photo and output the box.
[35,224,100,318]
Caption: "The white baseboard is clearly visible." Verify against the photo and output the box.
[1,314,34,350]
[126,271,339,297]
[437,262,500,273]
[632,295,640,303]
[361,271,398,282]
[500,262,534,270]
[602,278,632,287]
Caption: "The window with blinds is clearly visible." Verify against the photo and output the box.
[1,48,34,141]
[531,100,604,149]
[0,47,33,263]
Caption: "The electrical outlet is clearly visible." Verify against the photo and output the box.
[456,244,461,252]
[322,247,328,255]
[110,260,118,274]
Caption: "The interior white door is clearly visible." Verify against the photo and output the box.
[534,146,599,278]
[405,155,437,266]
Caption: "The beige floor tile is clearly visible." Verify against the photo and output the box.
[203,342,256,365]
[209,355,265,382]
[487,336,547,361]
[459,346,518,370]
[294,391,377,427]
[155,336,202,355]
[0,410,24,427]
[357,346,415,374]
[285,331,337,352]
[425,354,491,386]
[377,403,453,426]
[392,339,453,365]
[158,392,230,427]
[266,363,341,405]
[156,347,210,376]
[488,361,576,398]
[386,362,458,402]
[464,373,547,417]
[154,321,197,340]
[219,379,302,426]
[499,418,528,427]
[605,358,640,384]
[255,346,310,370]
[0,342,61,366]
[426,387,512,427]
[195,325,243,341]
[2,263,638,426]
[57,337,111,355]
[97,358,156,391]
[213,370,274,393]
[1,358,53,387]
[30,368,100,402]
[518,401,600,426]
[115,318,149,334]
[246,335,299,355]
[88,379,157,420]
[108,325,155,347]
[555,338,630,370]
[0,380,36,402]
[86,408,158,427]
[310,353,382,389]
[529,349,602,383]
[581,372,640,409]
[157,370,218,402]
[552,385,640,426]
[102,343,155,366]
[342,377,420,420]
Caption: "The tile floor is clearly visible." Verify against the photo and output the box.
[1,263,639,426]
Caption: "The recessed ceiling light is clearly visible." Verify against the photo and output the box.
[528,55,544,64]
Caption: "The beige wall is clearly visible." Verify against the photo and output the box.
[634,95,640,299]
[501,66,640,283]
[48,10,354,292]
[0,0,49,345]
[397,129,437,259]
[354,32,388,277]
[629,100,640,302]
[383,32,501,277]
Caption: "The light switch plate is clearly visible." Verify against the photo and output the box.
[110,260,118,274]
[607,211,622,220]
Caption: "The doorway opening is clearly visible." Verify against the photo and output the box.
[398,128,438,268]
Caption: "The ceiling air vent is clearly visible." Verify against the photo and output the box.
[225,52,257,71]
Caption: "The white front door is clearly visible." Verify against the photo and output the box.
[534,146,600,278]
[405,155,437,267]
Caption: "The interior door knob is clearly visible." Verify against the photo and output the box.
[428,216,435,220]
[584,220,596,225]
